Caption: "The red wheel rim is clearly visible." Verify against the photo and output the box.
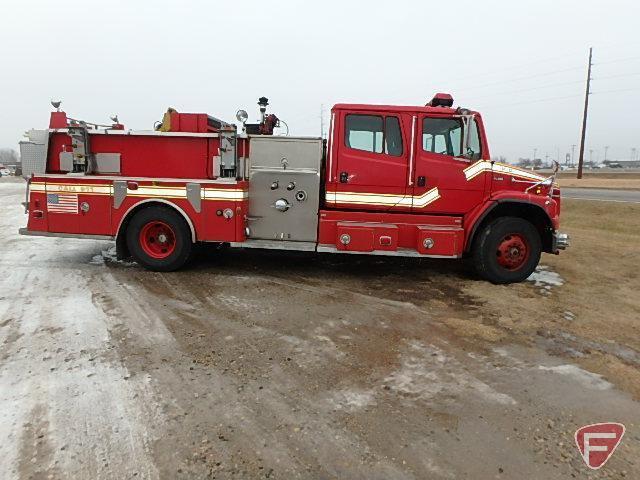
[496,233,529,271]
[139,221,176,259]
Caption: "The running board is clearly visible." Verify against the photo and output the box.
[316,245,459,259]
[230,239,317,252]
[18,228,114,241]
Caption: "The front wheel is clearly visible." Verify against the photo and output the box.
[472,217,541,284]
[126,206,193,271]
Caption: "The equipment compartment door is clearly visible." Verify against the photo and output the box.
[329,111,411,212]
[45,179,113,236]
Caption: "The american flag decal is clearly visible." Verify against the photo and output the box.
[47,193,78,214]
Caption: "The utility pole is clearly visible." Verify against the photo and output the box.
[577,47,593,179]
[571,144,576,167]
[604,145,609,163]
[533,148,537,162]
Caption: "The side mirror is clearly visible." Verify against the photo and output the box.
[461,115,475,161]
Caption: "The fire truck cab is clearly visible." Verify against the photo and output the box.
[19,95,569,283]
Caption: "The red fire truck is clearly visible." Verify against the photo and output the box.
[19,95,568,283]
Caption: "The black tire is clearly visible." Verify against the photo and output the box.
[472,216,541,284]
[126,206,193,271]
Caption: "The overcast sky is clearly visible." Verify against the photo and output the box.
[1,0,638,162]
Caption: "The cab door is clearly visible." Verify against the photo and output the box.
[411,115,485,214]
[327,111,411,212]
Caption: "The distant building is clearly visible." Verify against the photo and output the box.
[604,160,640,168]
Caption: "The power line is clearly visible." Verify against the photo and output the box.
[448,48,585,84]
[592,86,640,95]
[593,71,640,80]
[470,79,584,101]
[595,56,640,65]
[386,51,587,100]
[475,93,582,110]
[455,65,584,92]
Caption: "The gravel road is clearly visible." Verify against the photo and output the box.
[1,178,638,479]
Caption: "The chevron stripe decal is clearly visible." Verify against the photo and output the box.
[464,161,547,182]
[325,187,440,208]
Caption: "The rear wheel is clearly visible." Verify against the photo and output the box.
[472,217,541,284]
[126,206,193,271]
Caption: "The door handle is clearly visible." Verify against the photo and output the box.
[417,176,426,187]
[339,172,348,183]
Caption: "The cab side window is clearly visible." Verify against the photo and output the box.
[422,118,463,157]
[345,114,403,157]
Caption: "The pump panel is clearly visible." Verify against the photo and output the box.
[247,137,322,242]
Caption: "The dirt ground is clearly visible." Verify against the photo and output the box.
[1,177,639,479]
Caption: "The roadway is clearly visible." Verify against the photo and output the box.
[562,187,640,204]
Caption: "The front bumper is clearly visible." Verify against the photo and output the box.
[552,232,570,252]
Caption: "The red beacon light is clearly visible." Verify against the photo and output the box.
[427,93,454,108]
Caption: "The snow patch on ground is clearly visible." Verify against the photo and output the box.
[527,265,564,294]
[280,333,344,366]
[538,364,612,390]
[0,183,161,478]
[383,341,517,406]
[90,246,136,267]
[0,265,161,479]
[329,389,376,411]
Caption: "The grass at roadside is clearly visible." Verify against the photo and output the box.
[559,178,640,189]
[460,199,640,398]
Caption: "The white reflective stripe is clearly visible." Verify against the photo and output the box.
[412,187,441,207]
[408,115,416,186]
[203,189,248,200]
[493,162,547,181]
[326,187,440,207]
[464,160,546,182]
[463,160,491,180]
[129,187,187,198]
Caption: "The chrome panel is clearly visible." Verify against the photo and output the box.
[19,129,49,179]
[94,153,121,174]
[186,183,202,213]
[113,180,127,209]
[248,137,322,242]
